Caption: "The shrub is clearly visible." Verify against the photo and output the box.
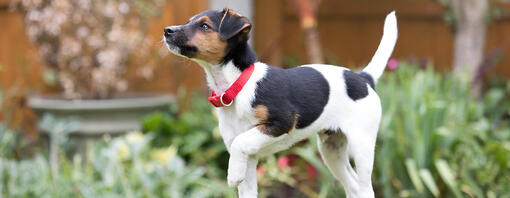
[141,92,230,179]
[373,63,510,197]
[0,130,235,197]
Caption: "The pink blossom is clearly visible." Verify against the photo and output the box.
[277,156,291,169]
[257,166,265,176]
[387,58,398,70]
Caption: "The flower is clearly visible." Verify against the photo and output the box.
[257,166,265,177]
[116,141,130,160]
[125,131,144,144]
[277,156,291,169]
[151,145,177,165]
[387,58,399,70]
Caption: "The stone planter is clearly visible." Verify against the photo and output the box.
[28,93,174,157]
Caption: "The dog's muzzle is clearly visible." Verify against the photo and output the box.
[164,26,179,38]
[163,26,184,55]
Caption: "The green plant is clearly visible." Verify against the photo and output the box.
[374,63,510,197]
[141,92,230,179]
[0,130,235,197]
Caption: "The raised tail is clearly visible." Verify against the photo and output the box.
[362,11,398,84]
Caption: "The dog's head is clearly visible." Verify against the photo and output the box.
[164,8,252,64]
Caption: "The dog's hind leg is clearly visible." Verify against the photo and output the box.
[237,157,258,198]
[340,107,380,198]
[317,130,360,198]
[345,127,378,198]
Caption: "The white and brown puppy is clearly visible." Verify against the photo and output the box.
[164,8,397,198]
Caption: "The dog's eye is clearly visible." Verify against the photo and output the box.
[200,23,210,30]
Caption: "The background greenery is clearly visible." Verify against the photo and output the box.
[1,63,509,197]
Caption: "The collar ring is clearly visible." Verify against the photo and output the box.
[220,93,233,107]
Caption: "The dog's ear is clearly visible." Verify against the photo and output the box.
[219,8,252,41]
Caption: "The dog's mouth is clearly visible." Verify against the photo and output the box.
[163,36,184,57]
[164,32,197,59]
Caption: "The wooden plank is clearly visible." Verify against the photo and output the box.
[254,0,283,66]
[485,20,510,77]
[283,0,445,19]
[0,0,10,7]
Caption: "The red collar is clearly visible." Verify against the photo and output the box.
[208,64,255,107]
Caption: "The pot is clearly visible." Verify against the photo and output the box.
[28,93,174,157]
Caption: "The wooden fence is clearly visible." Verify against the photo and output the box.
[254,0,510,78]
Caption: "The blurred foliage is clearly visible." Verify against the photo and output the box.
[373,62,510,197]
[0,129,235,197]
[141,92,230,179]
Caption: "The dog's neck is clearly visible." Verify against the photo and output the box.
[197,60,242,93]
[195,42,257,93]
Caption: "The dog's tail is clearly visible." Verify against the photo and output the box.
[362,11,398,84]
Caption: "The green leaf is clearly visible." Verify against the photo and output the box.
[419,169,439,197]
[435,159,462,197]
[405,158,424,193]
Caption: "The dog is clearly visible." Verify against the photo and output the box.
[164,8,397,198]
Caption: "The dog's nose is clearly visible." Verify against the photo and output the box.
[164,26,177,37]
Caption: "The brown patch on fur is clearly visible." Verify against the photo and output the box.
[195,15,211,24]
[254,105,299,137]
[253,105,269,122]
[254,105,271,134]
[186,15,227,63]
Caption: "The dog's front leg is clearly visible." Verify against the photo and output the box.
[228,127,280,188]
[237,157,258,198]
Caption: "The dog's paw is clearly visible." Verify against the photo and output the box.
[227,154,248,187]
[227,172,245,187]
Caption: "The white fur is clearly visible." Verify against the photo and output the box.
[166,11,398,198]
[363,11,398,83]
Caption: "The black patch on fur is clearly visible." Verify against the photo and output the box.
[252,66,330,136]
[217,9,250,40]
[343,70,375,101]
[189,10,218,23]
[221,42,257,71]
[359,72,375,89]
[216,8,256,71]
